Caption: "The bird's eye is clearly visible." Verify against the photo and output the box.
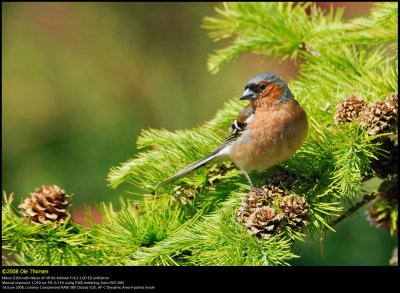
[259,84,267,91]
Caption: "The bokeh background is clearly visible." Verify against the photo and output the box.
[2,2,396,265]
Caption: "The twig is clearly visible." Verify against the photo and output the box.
[330,192,379,227]
[299,42,321,58]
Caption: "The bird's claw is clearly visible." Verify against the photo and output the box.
[250,186,263,195]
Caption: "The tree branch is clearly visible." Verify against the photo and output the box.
[330,192,378,227]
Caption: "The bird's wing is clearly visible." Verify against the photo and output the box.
[156,105,255,188]
[222,104,255,145]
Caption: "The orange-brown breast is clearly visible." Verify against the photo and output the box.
[230,99,308,171]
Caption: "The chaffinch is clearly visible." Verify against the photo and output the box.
[157,72,308,189]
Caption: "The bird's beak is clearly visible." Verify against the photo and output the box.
[239,88,258,100]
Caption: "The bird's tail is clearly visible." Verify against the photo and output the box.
[156,149,223,188]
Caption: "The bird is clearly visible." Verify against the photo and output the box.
[157,72,308,189]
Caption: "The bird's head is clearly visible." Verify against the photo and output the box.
[239,72,294,105]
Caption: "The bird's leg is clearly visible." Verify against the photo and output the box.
[241,169,253,187]
[241,169,262,194]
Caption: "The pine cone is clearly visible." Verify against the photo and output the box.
[366,178,398,235]
[207,162,235,185]
[19,185,71,225]
[334,96,367,124]
[172,185,196,205]
[280,194,310,231]
[244,206,283,240]
[237,189,283,240]
[237,189,266,223]
[366,193,396,234]
[386,92,398,112]
[360,100,398,136]
[261,184,286,199]
[378,177,398,205]
[264,171,295,189]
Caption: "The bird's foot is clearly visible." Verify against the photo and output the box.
[250,186,263,195]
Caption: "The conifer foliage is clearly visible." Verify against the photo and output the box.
[2,2,398,266]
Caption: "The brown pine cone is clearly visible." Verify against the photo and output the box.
[378,177,398,205]
[207,162,235,185]
[280,194,310,231]
[366,199,392,232]
[334,96,367,124]
[19,185,72,225]
[366,178,398,235]
[360,100,398,136]
[237,188,284,240]
[237,189,266,223]
[261,184,286,199]
[172,185,196,205]
[244,206,283,240]
[386,92,398,111]
[264,171,295,189]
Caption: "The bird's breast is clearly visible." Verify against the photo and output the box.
[230,101,308,171]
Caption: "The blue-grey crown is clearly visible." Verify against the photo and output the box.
[247,72,283,85]
[247,72,294,103]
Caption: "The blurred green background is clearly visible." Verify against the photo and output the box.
[2,2,395,265]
